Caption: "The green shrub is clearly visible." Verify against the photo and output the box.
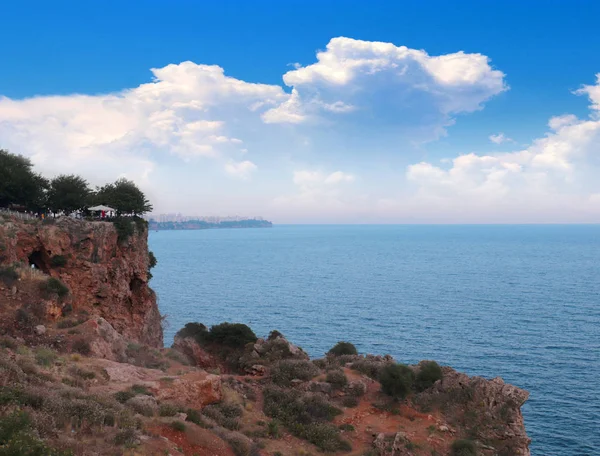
[0,265,19,285]
[451,439,477,456]
[170,420,186,432]
[268,330,283,340]
[115,391,135,404]
[0,410,72,455]
[203,402,243,430]
[349,357,389,379]
[114,428,137,446]
[50,255,67,268]
[148,251,157,269]
[159,403,179,417]
[379,364,415,399]
[15,308,35,329]
[415,361,443,392]
[130,384,153,396]
[342,396,359,408]
[339,423,355,432]
[113,218,135,243]
[68,365,95,380]
[263,386,342,426]
[72,338,91,355]
[327,341,358,357]
[40,277,69,299]
[267,420,281,438]
[57,319,78,329]
[175,322,209,342]
[270,359,319,386]
[292,422,352,452]
[325,370,348,389]
[207,322,257,347]
[185,409,212,428]
[35,347,58,367]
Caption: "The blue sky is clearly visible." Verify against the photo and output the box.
[2,1,600,222]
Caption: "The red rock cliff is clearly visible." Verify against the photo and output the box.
[0,216,163,347]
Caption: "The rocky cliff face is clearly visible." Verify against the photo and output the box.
[0,216,162,347]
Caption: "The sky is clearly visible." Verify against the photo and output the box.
[1,1,600,223]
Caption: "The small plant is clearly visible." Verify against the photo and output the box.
[451,439,478,456]
[50,255,67,268]
[342,396,359,408]
[379,363,415,399]
[35,347,58,367]
[267,420,280,438]
[115,391,136,404]
[130,384,153,396]
[40,277,69,299]
[115,428,137,446]
[159,403,179,417]
[326,369,348,389]
[57,319,78,329]
[171,420,186,432]
[415,361,443,391]
[203,402,244,430]
[339,423,355,432]
[0,265,19,285]
[270,359,319,386]
[72,338,91,355]
[327,341,358,356]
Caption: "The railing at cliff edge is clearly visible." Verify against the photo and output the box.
[0,208,38,220]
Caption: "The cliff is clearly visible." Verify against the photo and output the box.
[0,215,162,347]
[0,213,530,456]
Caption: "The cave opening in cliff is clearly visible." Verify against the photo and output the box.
[28,250,50,274]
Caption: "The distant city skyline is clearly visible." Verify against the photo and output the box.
[147,213,265,223]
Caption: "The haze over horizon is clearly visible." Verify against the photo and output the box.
[2,1,600,224]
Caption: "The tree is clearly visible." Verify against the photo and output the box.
[47,174,91,215]
[0,149,48,211]
[95,178,152,216]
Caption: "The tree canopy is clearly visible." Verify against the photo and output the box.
[95,178,153,216]
[0,149,153,216]
[47,174,91,215]
[0,149,48,211]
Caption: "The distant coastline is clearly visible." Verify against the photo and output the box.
[148,219,273,230]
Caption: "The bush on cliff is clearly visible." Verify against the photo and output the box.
[207,323,257,348]
[263,386,349,451]
[379,363,415,399]
[451,439,478,456]
[415,361,443,391]
[112,218,135,243]
[50,255,67,268]
[0,265,19,286]
[270,359,319,386]
[327,341,358,357]
[40,277,69,299]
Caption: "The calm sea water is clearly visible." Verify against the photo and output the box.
[149,225,600,456]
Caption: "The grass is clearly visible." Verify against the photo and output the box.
[35,347,58,367]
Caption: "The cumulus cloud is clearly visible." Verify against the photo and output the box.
[403,76,600,221]
[489,133,513,144]
[263,37,506,140]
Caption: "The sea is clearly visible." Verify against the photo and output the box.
[149,225,600,456]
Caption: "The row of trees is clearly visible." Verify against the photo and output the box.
[0,149,152,216]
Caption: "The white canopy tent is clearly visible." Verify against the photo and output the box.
[88,205,115,212]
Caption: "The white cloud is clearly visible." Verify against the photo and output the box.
[224,160,257,179]
[489,132,513,144]
[263,37,507,141]
[403,76,600,221]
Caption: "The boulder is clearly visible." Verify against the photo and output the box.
[157,371,222,408]
[172,336,218,369]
